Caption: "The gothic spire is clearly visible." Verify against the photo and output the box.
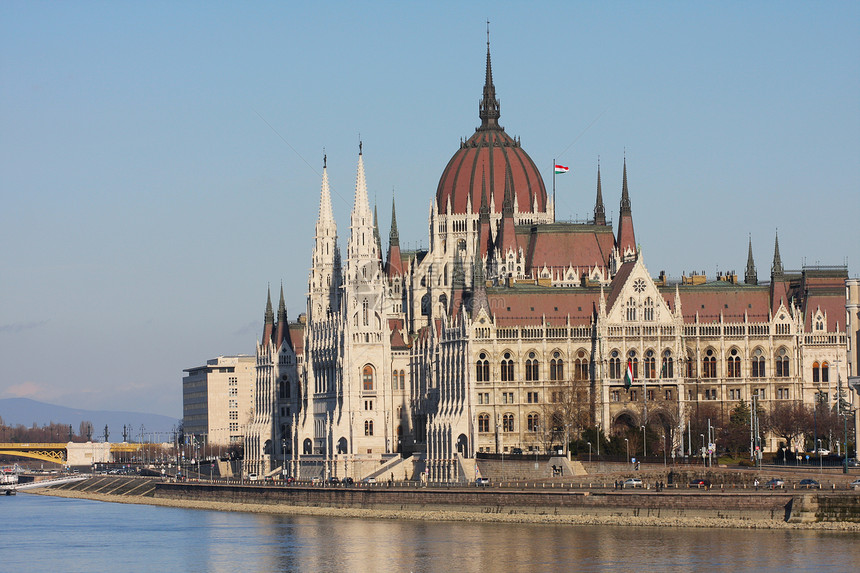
[479,23,501,130]
[620,156,631,215]
[745,236,758,285]
[373,203,382,258]
[318,153,334,224]
[277,283,287,322]
[265,285,274,324]
[594,161,606,226]
[389,194,399,247]
[771,231,784,278]
[261,285,274,344]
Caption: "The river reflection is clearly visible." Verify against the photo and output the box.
[4,494,858,572]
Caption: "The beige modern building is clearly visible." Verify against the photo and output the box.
[182,355,255,446]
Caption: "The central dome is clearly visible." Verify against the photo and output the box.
[435,41,547,216]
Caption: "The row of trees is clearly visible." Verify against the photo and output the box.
[0,418,96,444]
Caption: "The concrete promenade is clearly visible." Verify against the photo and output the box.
[25,475,860,530]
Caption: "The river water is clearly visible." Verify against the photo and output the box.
[2,493,858,572]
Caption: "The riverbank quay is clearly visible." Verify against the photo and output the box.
[25,476,860,531]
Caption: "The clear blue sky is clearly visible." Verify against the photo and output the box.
[2,2,858,418]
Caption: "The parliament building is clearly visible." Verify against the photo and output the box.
[243,40,859,481]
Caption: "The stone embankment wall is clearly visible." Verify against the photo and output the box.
[155,483,797,522]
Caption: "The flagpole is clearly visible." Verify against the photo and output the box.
[552,158,556,221]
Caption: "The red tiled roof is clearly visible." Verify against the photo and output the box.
[436,129,547,215]
[488,287,599,326]
[288,324,304,356]
[672,284,771,324]
[605,260,636,310]
[524,223,614,276]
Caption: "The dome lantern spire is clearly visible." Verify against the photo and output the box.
[479,21,501,130]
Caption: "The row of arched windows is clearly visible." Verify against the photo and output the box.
[476,350,590,383]
[478,412,540,434]
[812,361,830,383]
[476,412,546,433]
[391,369,406,390]
[608,349,674,380]
[626,295,656,321]
[695,347,791,379]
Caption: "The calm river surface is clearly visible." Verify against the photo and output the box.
[2,493,858,572]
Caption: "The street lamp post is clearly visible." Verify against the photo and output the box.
[662,433,667,467]
[700,434,705,466]
[624,438,629,470]
[641,425,646,459]
[587,442,592,464]
[818,438,823,473]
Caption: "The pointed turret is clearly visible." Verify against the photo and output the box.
[373,203,383,262]
[309,154,341,319]
[478,24,501,130]
[771,231,784,279]
[745,236,758,285]
[386,195,404,278]
[471,248,489,318]
[496,166,518,257]
[274,283,290,349]
[347,141,380,271]
[261,286,274,344]
[594,161,606,226]
[477,168,493,259]
[616,157,636,261]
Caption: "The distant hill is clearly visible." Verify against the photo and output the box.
[0,398,179,440]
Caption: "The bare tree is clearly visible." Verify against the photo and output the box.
[767,401,811,454]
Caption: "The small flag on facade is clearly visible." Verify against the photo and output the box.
[554,164,570,174]
[623,360,634,389]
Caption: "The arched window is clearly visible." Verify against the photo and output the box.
[399,370,406,390]
[703,349,716,378]
[364,420,374,436]
[643,297,654,321]
[574,349,589,381]
[626,297,637,321]
[525,351,539,381]
[392,368,398,389]
[609,350,621,379]
[501,352,514,382]
[476,353,490,382]
[439,293,448,312]
[661,350,674,379]
[478,414,489,433]
[776,348,789,377]
[821,361,829,383]
[362,299,369,326]
[362,365,375,391]
[527,413,540,432]
[686,349,697,378]
[421,293,430,316]
[727,348,741,378]
[550,351,564,381]
[813,361,820,382]
[627,350,639,379]
[502,413,515,432]
[751,348,765,378]
[644,349,656,379]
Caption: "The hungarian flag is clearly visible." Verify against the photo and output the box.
[554,164,569,174]
[623,360,634,389]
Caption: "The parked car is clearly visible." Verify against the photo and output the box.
[248,473,258,482]
[623,478,643,489]
[688,479,711,488]
[362,477,377,484]
[847,458,859,468]
[327,476,340,485]
[816,449,831,456]
[475,477,490,486]
[850,479,860,487]
[799,479,820,489]
[311,476,322,485]
[764,478,784,489]
[282,475,295,484]
[511,448,523,455]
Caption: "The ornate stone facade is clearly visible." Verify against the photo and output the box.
[243,41,854,480]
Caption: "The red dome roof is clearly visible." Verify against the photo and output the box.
[435,40,547,216]
[436,128,547,215]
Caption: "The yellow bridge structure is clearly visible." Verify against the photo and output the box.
[0,442,144,464]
